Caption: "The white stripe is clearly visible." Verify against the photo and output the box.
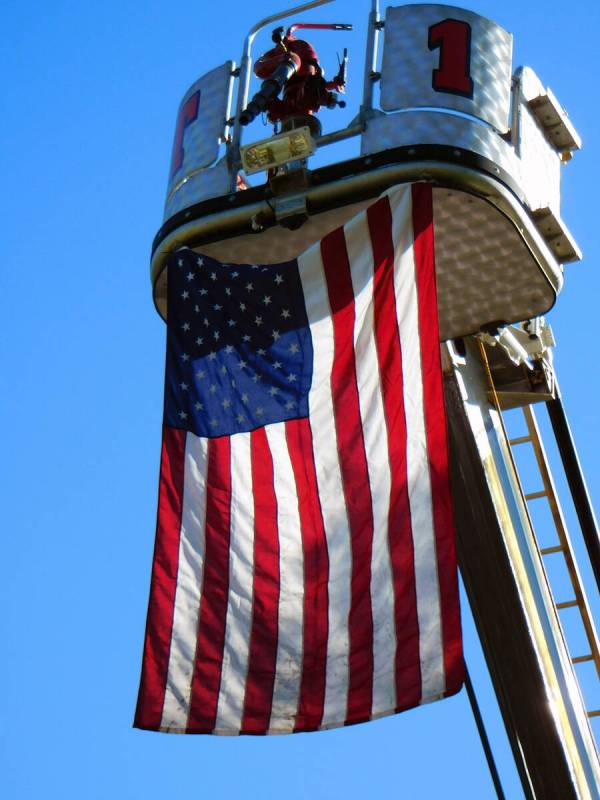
[298,243,352,728]
[160,433,209,731]
[345,209,397,716]
[265,423,305,733]
[213,432,254,733]
[388,186,444,700]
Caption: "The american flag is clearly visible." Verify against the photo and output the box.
[135,184,463,734]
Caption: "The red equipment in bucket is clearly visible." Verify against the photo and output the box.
[239,22,352,128]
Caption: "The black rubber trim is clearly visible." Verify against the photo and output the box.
[151,143,525,258]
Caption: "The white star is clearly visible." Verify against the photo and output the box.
[194,305,200,313]
[209,384,217,394]
[196,369,205,379]
[225,287,231,296]
[254,316,263,326]
[238,360,247,369]
[262,295,272,306]
[210,272,217,281]
[186,272,194,282]
[231,271,239,278]
[273,361,282,369]
[236,413,246,424]
[251,264,259,270]
[203,317,210,327]
[213,304,222,311]
[231,379,236,388]
[272,330,280,341]
[181,353,189,362]
[281,309,290,319]
[239,302,247,311]
[225,345,234,354]
[228,319,236,327]
[179,410,188,420]
[181,290,189,300]
[252,373,261,383]
[274,274,283,284]
[213,331,220,341]
[222,398,231,409]
[285,400,295,410]
[177,258,184,267]
[196,337,204,346]
[195,402,204,411]
[243,334,251,343]
[289,342,299,354]
[220,365,227,375]
[199,288,208,296]
[180,382,189,391]
[197,257,204,266]
[287,373,297,382]
[255,407,264,416]
[246,282,254,292]
[269,387,279,396]
[241,393,249,404]
[257,348,266,356]
[209,418,218,428]
[181,322,190,331]
[208,351,217,360]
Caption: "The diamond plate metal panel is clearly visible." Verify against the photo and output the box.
[164,157,232,220]
[154,187,557,339]
[165,62,235,204]
[380,5,512,132]
[361,110,522,187]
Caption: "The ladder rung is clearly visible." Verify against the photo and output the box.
[556,599,579,610]
[572,654,594,664]
[540,545,565,555]
[525,490,548,500]
[588,710,600,718]
[510,435,532,445]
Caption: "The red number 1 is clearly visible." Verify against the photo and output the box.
[428,19,474,98]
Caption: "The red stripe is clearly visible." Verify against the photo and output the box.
[186,436,232,732]
[286,418,329,732]
[241,428,280,733]
[367,197,422,711]
[321,227,374,724]
[134,426,187,730]
[411,184,464,695]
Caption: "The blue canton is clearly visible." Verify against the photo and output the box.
[165,249,313,438]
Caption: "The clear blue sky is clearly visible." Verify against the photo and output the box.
[2,1,599,797]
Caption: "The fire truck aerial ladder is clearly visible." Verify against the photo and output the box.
[148,2,599,796]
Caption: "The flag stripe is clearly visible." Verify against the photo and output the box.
[160,434,210,730]
[367,197,422,711]
[411,184,463,695]
[241,428,280,733]
[344,207,397,718]
[286,418,329,732]
[186,436,232,731]
[390,187,445,701]
[266,423,305,733]
[214,432,254,733]
[321,227,375,725]
[297,244,351,729]
[134,426,186,730]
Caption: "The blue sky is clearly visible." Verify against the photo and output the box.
[2,1,599,797]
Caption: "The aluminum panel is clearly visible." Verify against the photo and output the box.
[164,157,232,220]
[165,62,235,205]
[361,110,522,188]
[380,5,512,132]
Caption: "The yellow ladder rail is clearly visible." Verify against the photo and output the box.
[511,404,600,682]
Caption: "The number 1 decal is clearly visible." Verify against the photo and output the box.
[428,19,474,99]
